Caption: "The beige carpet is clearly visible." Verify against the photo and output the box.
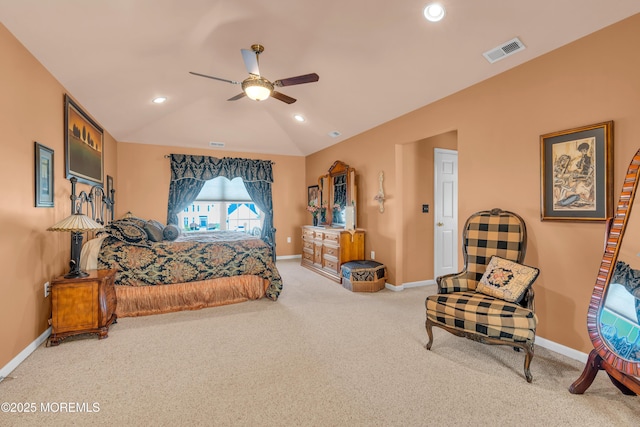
[1,259,638,426]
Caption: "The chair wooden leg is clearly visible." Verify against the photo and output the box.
[425,317,434,350]
[523,342,534,383]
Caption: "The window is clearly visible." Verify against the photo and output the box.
[176,177,262,233]
[227,203,262,234]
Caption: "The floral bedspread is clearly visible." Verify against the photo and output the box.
[97,231,282,300]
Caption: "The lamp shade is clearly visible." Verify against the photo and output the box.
[47,213,104,232]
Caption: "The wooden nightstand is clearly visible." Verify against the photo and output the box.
[48,269,118,346]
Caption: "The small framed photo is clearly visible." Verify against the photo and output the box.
[106,175,114,199]
[540,121,613,221]
[307,185,320,207]
[65,94,104,185]
[35,142,54,207]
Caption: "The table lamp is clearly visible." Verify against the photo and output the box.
[48,212,104,278]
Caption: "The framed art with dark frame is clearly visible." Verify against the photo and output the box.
[35,142,54,207]
[106,174,114,206]
[64,94,104,185]
[540,121,613,221]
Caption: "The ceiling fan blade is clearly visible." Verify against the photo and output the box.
[271,91,297,104]
[189,71,239,85]
[227,92,247,101]
[274,73,319,87]
[241,49,260,76]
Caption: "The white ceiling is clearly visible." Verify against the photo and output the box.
[2,1,639,156]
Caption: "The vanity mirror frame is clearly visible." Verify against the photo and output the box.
[319,160,357,228]
[570,148,640,395]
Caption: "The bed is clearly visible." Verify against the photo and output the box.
[73,180,282,318]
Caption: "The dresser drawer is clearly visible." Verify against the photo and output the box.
[323,244,339,260]
[303,229,315,240]
[302,251,314,263]
[323,258,339,274]
[303,240,314,251]
[323,232,340,244]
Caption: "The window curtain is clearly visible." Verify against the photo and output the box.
[166,154,276,260]
[166,178,206,226]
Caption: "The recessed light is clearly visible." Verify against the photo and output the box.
[152,97,167,104]
[293,114,305,122]
[328,131,341,138]
[423,3,445,22]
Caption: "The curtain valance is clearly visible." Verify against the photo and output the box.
[170,154,273,183]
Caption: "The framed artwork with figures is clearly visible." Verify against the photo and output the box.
[540,121,613,221]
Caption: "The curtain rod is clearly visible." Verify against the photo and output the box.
[164,154,275,165]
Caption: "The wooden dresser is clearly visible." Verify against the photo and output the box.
[48,269,117,346]
[301,226,365,282]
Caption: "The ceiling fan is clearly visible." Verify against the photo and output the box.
[189,44,319,104]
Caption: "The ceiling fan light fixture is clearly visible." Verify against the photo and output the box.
[242,76,273,101]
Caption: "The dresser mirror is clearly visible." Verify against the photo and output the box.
[570,148,640,395]
[318,160,357,228]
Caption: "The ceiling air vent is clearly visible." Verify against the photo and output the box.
[209,141,225,148]
[483,37,525,64]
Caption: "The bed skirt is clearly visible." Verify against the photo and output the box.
[115,275,269,317]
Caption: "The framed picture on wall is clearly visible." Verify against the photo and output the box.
[540,121,613,221]
[308,185,320,208]
[106,174,114,206]
[34,142,54,207]
[64,94,104,185]
[106,175,113,195]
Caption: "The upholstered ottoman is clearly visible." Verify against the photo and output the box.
[341,260,387,292]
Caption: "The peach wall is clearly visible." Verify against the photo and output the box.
[0,23,117,369]
[4,14,640,371]
[115,142,306,256]
[306,14,640,353]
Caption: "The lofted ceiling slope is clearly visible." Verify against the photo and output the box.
[1,1,639,156]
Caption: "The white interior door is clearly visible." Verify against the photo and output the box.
[434,148,458,280]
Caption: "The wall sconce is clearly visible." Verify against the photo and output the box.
[374,171,386,213]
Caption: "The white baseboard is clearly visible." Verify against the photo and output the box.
[277,254,301,261]
[386,279,436,291]
[0,327,51,382]
[535,336,589,363]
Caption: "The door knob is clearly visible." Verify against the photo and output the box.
[437,222,444,226]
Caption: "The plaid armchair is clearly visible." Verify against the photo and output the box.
[425,208,539,382]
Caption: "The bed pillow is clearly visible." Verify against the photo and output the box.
[101,222,150,247]
[148,219,166,231]
[163,224,180,241]
[476,256,539,303]
[114,216,147,229]
[143,221,165,242]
